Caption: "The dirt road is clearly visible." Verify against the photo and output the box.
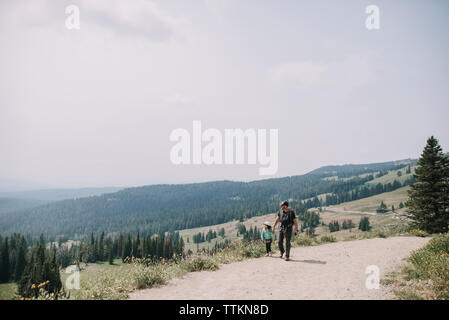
[129,236,430,300]
[322,206,377,215]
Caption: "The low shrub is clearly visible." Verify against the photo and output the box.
[183,255,219,272]
[408,229,429,238]
[406,234,449,299]
[425,235,449,254]
[374,231,388,238]
[241,242,266,258]
[131,264,168,289]
[319,235,336,243]
[295,236,314,247]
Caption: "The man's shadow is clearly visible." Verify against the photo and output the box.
[267,255,326,264]
[287,259,327,264]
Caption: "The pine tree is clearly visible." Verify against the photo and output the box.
[39,234,45,247]
[99,231,105,261]
[342,219,354,230]
[406,136,449,233]
[122,235,132,261]
[47,250,62,295]
[179,237,185,255]
[94,237,99,262]
[376,201,388,213]
[18,252,34,297]
[88,232,96,263]
[0,237,10,282]
[328,220,340,232]
[108,246,114,265]
[359,217,371,231]
[14,239,27,281]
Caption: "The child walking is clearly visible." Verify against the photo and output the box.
[261,221,274,256]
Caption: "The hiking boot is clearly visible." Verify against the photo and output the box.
[279,254,284,258]
[285,257,290,261]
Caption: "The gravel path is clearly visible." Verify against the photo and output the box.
[128,236,430,300]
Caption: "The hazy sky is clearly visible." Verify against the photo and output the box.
[1,0,448,190]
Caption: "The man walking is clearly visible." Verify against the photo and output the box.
[272,201,299,261]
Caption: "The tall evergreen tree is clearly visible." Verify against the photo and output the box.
[14,238,27,281]
[108,246,114,265]
[18,252,34,297]
[39,234,45,247]
[122,235,132,261]
[406,136,449,233]
[0,237,10,282]
[99,231,105,261]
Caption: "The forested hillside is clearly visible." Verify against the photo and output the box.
[0,160,415,241]
[0,187,124,217]
[308,159,416,177]
[0,187,123,202]
[0,198,47,216]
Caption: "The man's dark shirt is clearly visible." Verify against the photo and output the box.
[277,208,296,228]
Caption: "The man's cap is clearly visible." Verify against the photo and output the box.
[280,200,288,207]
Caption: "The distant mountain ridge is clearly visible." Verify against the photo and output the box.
[308,158,417,176]
[0,158,416,240]
[0,187,124,202]
[0,187,124,216]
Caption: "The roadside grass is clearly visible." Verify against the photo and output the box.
[383,233,449,300]
[394,289,425,300]
[319,235,337,243]
[73,240,266,300]
[0,282,17,300]
[60,258,132,299]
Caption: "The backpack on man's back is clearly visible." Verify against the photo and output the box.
[279,208,294,229]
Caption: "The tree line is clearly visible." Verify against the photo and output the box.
[323,178,415,207]
[192,229,220,244]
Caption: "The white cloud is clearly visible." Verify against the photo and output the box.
[82,0,185,41]
[163,93,194,105]
[268,54,374,91]
[0,0,185,42]
[0,0,56,27]
[269,61,328,87]
[204,0,232,13]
